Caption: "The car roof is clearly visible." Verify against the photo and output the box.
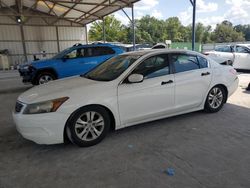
[215,44,232,47]
[119,49,201,56]
[70,43,119,49]
[236,44,250,47]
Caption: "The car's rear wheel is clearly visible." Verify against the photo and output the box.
[66,106,110,147]
[204,85,226,113]
[36,72,56,85]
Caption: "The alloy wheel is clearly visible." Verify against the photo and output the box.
[208,87,223,109]
[74,111,105,141]
[39,75,53,84]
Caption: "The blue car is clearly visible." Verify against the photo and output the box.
[19,43,124,85]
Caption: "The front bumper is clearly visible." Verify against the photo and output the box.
[13,110,70,145]
[18,68,36,83]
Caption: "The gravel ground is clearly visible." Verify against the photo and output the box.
[0,72,249,188]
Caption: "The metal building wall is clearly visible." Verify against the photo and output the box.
[0,16,86,67]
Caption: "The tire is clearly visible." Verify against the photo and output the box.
[66,106,110,147]
[204,85,226,113]
[35,72,56,85]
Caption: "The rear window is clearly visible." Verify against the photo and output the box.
[235,46,250,53]
[171,54,200,73]
[86,47,115,57]
[214,46,232,52]
[197,56,208,68]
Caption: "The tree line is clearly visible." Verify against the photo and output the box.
[89,15,249,44]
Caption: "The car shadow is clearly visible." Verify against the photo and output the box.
[243,89,250,94]
[2,102,250,153]
[237,69,250,74]
[109,102,250,140]
[0,86,32,94]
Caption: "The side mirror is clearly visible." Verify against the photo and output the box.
[128,74,144,83]
[62,55,69,61]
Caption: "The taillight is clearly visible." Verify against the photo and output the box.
[229,68,237,75]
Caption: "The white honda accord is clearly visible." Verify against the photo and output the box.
[13,49,239,147]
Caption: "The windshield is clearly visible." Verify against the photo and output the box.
[52,48,71,59]
[83,54,140,81]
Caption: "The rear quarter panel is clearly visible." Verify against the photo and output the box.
[209,62,238,97]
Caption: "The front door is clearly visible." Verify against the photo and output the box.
[56,47,88,78]
[118,54,175,126]
[234,45,250,70]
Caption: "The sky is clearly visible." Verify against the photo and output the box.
[113,0,250,29]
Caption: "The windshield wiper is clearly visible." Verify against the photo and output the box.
[80,74,110,81]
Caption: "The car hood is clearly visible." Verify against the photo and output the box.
[19,59,53,69]
[18,76,105,104]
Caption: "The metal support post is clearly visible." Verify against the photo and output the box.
[20,24,28,62]
[102,18,106,43]
[85,25,88,44]
[191,0,196,51]
[55,26,60,52]
[131,4,135,51]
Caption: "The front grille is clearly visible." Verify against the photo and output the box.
[15,102,23,113]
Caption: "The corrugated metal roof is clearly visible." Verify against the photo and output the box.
[0,0,140,26]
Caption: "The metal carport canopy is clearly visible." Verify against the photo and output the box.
[0,0,139,25]
[0,0,196,50]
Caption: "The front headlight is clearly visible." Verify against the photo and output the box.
[22,65,29,70]
[23,97,69,114]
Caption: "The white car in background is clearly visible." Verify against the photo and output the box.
[13,49,239,147]
[205,44,250,70]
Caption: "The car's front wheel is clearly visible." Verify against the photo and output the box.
[204,85,226,113]
[66,106,110,147]
[36,72,56,85]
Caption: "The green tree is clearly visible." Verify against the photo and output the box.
[165,17,183,42]
[211,20,245,42]
[234,24,250,41]
[178,26,187,42]
[135,15,168,43]
[88,15,127,42]
[202,25,212,43]
[195,23,206,43]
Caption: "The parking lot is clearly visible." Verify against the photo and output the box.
[0,71,249,188]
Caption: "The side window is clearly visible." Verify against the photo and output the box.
[171,54,199,73]
[215,46,223,52]
[235,46,249,53]
[132,55,169,79]
[65,48,85,59]
[215,46,232,52]
[197,56,208,68]
[86,47,115,57]
[100,47,116,55]
[65,49,77,59]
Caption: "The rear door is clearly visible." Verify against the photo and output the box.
[233,45,250,70]
[170,53,212,111]
[209,45,234,61]
[83,46,117,71]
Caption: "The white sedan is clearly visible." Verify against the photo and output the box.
[13,49,239,147]
[205,44,250,70]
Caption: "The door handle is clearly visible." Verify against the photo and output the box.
[201,72,210,76]
[161,80,173,85]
